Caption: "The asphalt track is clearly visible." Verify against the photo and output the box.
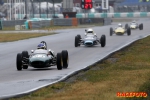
[0,18,150,99]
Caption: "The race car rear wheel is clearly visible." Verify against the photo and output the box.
[61,50,69,68]
[110,27,113,36]
[100,35,106,47]
[139,23,143,30]
[75,36,79,47]
[127,27,131,36]
[41,41,47,50]
[22,51,29,69]
[77,35,81,46]
[56,53,63,70]
[16,53,22,71]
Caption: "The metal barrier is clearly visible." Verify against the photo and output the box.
[77,18,104,25]
[53,18,73,26]
[2,20,26,27]
[28,20,51,29]
[1,18,111,30]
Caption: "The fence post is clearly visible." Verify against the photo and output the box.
[0,20,3,30]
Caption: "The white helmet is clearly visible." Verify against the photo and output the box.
[87,28,94,33]
[132,20,136,23]
[118,23,122,27]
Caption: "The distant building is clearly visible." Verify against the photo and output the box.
[73,0,81,7]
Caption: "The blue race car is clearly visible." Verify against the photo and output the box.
[75,29,106,47]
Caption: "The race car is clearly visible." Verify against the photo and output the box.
[129,21,143,30]
[110,23,131,36]
[16,41,69,71]
[75,28,106,47]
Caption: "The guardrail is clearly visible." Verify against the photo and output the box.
[1,18,112,30]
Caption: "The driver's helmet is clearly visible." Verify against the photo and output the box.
[37,43,46,49]
[118,23,122,27]
[87,28,94,33]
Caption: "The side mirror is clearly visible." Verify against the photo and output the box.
[31,50,34,53]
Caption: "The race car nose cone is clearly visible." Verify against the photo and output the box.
[84,41,93,46]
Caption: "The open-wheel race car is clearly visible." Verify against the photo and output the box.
[74,28,106,47]
[16,41,69,71]
[129,21,143,30]
[110,23,131,36]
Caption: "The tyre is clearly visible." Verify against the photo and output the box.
[61,50,69,68]
[139,23,143,30]
[22,51,29,69]
[77,35,81,46]
[41,41,47,50]
[100,35,106,47]
[16,53,22,71]
[127,27,131,36]
[75,36,79,47]
[110,27,113,36]
[77,34,81,39]
[125,24,128,30]
[56,53,63,70]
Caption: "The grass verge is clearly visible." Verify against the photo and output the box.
[2,23,103,31]
[9,34,150,100]
[0,33,55,42]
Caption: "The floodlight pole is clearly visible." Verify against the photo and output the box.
[39,0,41,18]
[47,0,48,18]
[51,0,55,17]
[25,0,27,16]
[31,0,34,18]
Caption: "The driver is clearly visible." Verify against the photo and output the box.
[32,43,55,58]
[85,28,97,36]
[118,23,123,27]
[37,43,46,50]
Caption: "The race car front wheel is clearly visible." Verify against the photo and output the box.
[16,53,22,71]
[62,50,69,68]
[139,23,143,30]
[110,27,113,36]
[56,53,63,70]
[77,35,81,46]
[75,36,79,47]
[127,27,131,36]
[100,35,106,47]
[22,51,29,69]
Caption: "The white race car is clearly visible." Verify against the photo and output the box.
[129,21,143,30]
[75,29,106,47]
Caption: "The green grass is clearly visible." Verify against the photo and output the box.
[9,32,150,100]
